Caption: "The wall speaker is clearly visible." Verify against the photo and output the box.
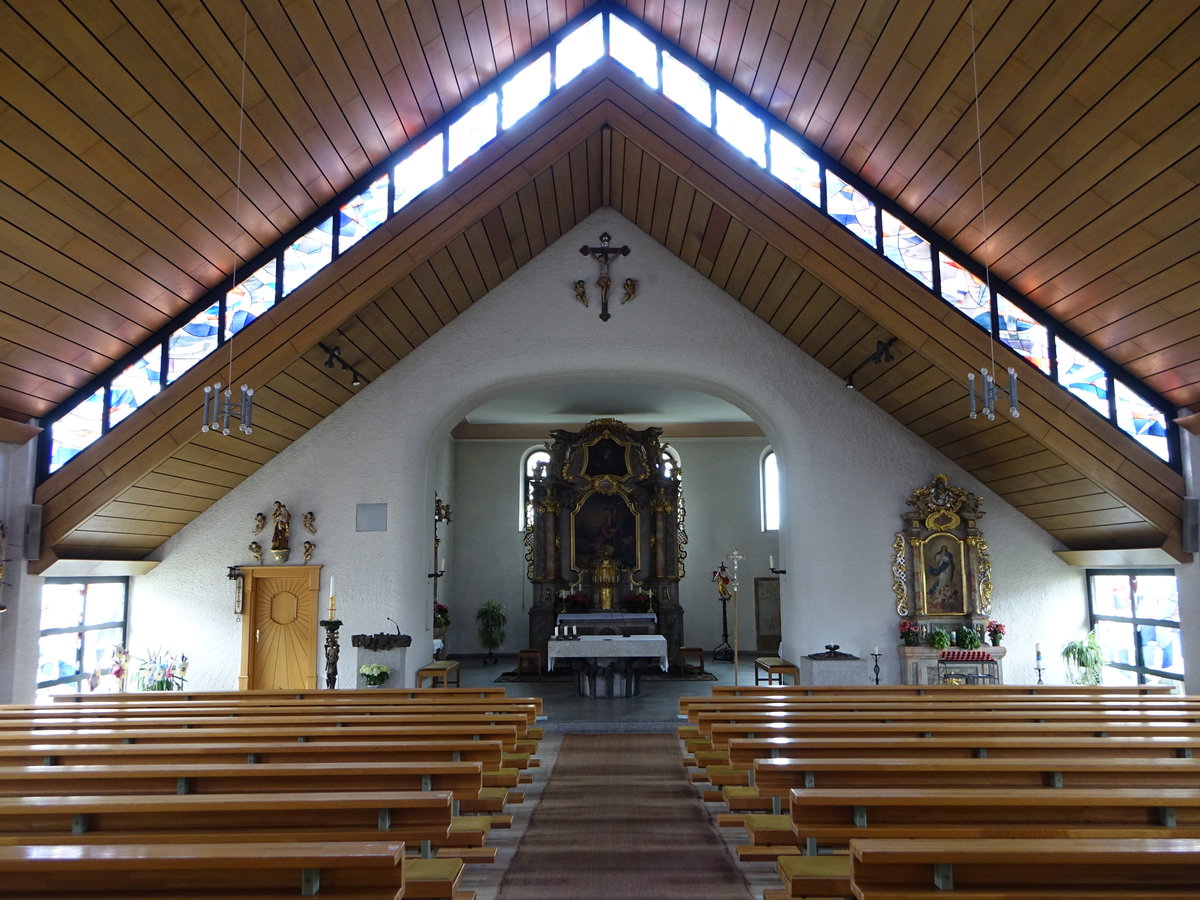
[23,504,42,560]
[1184,497,1200,555]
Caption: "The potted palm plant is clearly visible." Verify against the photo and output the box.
[475,600,507,665]
[1062,630,1104,685]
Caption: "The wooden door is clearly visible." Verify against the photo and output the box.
[754,576,781,654]
[238,565,320,690]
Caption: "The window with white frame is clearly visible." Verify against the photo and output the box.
[521,447,551,530]
[1087,569,1183,687]
[37,577,128,697]
[761,448,779,531]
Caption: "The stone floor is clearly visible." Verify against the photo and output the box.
[453,653,780,900]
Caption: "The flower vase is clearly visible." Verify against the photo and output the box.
[903,635,918,646]
[990,636,1002,646]
[433,626,446,639]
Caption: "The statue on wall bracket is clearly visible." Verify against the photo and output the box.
[893,474,992,621]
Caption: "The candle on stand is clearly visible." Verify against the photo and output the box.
[328,576,336,619]
[769,555,774,570]
[439,556,445,573]
[873,646,879,655]
[1035,642,1042,662]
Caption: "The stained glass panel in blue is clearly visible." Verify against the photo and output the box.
[881,209,933,288]
[995,292,1050,374]
[1115,379,1169,461]
[226,259,277,338]
[769,130,820,206]
[610,16,658,89]
[282,218,333,296]
[108,346,162,427]
[49,387,104,473]
[1056,337,1110,416]
[663,52,711,126]
[554,15,603,88]
[166,302,220,385]
[393,134,444,214]
[938,254,990,329]
[339,174,389,251]
[501,53,550,129]
[715,91,765,167]
[826,175,876,246]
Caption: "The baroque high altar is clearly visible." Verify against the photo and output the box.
[525,418,687,664]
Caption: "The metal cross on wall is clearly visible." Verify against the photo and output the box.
[574,232,636,322]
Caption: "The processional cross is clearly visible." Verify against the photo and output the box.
[574,232,636,322]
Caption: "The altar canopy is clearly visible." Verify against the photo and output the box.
[525,418,687,664]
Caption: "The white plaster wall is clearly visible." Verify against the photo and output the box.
[123,207,1085,689]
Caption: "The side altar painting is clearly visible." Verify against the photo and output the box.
[525,418,687,664]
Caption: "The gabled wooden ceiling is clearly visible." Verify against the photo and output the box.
[2,1,1195,570]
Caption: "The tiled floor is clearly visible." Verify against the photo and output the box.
[453,653,780,900]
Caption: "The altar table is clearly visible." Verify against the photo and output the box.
[547,635,668,698]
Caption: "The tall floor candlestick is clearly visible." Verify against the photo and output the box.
[727,547,745,686]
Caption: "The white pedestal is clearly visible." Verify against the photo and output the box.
[353,646,407,689]
[799,656,871,686]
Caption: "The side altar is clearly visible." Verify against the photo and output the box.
[525,418,687,666]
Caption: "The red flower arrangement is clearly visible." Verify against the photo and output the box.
[899,619,919,645]
[565,593,591,613]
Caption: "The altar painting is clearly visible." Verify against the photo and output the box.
[571,491,640,573]
[918,532,968,615]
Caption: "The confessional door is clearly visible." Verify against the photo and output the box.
[755,577,781,654]
[238,565,320,690]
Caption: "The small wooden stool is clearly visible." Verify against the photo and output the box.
[754,656,799,686]
[680,646,705,674]
[416,659,461,688]
[516,649,542,675]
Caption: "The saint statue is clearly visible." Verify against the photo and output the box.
[593,549,621,611]
[271,501,290,551]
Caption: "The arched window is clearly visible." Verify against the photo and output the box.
[761,448,780,531]
[520,447,550,530]
[661,445,681,479]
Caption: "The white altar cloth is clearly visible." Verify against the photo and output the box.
[546,635,668,671]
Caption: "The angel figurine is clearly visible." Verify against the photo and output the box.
[252,512,265,535]
[303,512,317,535]
[302,540,315,563]
[249,541,262,563]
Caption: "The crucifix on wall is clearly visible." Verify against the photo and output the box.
[574,232,637,322]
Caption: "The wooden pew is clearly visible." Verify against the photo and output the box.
[737,754,1200,813]
[849,837,1200,898]
[52,687,511,702]
[0,840,407,899]
[0,790,478,895]
[752,787,1200,898]
[704,684,1177,697]
[0,760,519,816]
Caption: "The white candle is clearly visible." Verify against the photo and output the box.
[328,576,336,618]
[769,555,774,569]
[873,646,879,655]
[439,556,445,572]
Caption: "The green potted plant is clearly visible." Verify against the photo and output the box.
[956,626,982,650]
[358,663,390,687]
[928,627,952,650]
[1062,630,1104,685]
[433,602,450,638]
[475,600,507,665]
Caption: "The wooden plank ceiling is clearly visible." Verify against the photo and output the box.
[1,1,1195,570]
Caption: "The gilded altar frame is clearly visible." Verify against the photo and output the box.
[893,474,992,621]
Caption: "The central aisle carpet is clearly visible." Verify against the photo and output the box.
[497,733,752,899]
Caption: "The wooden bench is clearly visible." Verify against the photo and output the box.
[0,840,407,898]
[52,687,507,702]
[733,754,1200,814]
[705,684,1178,697]
[754,657,799,686]
[849,836,1200,898]
[417,661,461,688]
